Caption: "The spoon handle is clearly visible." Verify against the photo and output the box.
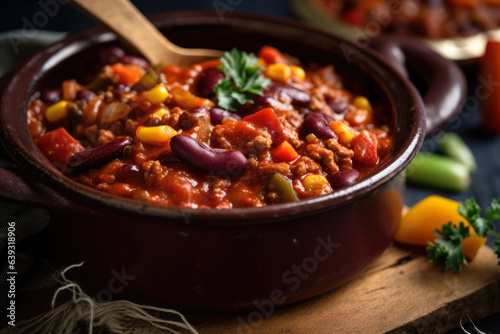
[70,0,222,67]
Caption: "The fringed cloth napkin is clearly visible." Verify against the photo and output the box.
[0,263,198,334]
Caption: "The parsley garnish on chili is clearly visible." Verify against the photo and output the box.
[214,48,271,111]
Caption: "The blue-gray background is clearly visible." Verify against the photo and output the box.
[2,0,500,333]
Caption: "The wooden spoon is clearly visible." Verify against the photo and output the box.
[71,0,224,67]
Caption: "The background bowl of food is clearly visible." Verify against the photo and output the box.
[292,0,500,61]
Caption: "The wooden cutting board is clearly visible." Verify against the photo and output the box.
[184,245,500,334]
[8,245,500,333]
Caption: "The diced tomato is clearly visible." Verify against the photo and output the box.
[35,127,85,171]
[352,130,379,165]
[243,108,286,146]
[110,63,145,85]
[257,46,288,64]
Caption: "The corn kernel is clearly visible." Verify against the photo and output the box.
[136,125,177,144]
[306,133,318,143]
[290,65,306,80]
[353,96,373,112]
[143,84,169,104]
[266,63,292,82]
[303,174,329,191]
[45,101,69,122]
[330,121,355,145]
[153,107,169,118]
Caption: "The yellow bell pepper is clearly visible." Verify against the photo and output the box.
[395,195,486,260]
[170,86,213,110]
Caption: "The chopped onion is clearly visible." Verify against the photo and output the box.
[100,101,131,123]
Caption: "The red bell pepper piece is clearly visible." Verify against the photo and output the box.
[243,108,286,146]
[35,127,85,171]
[257,46,288,64]
[271,141,299,162]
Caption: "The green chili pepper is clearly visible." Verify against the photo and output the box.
[268,173,299,203]
[406,152,470,193]
[439,132,477,173]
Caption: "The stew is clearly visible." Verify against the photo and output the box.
[316,0,500,39]
[28,46,393,208]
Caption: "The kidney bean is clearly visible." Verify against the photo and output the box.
[76,90,96,104]
[117,163,142,183]
[329,168,360,189]
[328,98,349,114]
[170,135,247,175]
[41,89,61,103]
[250,95,276,113]
[117,55,150,70]
[96,46,125,68]
[67,137,132,173]
[209,107,242,125]
[188,106,210,117]
[121,163,140,174]
[197,67,224,98]
[112,83,131,97]
[269,83,311,106]
[303,112,337,140]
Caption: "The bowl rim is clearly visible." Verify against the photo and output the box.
[0,11,426,225]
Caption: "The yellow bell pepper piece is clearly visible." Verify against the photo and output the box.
[303,174,329,192]
[143,84,169,104]
[170,86,213,110]
[136,125,177,144]
[266,63,292,82]
[45,101,69,122]
[395,195,486,260]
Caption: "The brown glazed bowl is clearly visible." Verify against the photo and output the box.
[0,12,465,311]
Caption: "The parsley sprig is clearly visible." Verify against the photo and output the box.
[426,197,500,271]
[214,48,271,111]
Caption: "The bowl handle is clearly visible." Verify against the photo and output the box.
[369,35,467,136]
[0,144,95,212]
[0,161,75,210]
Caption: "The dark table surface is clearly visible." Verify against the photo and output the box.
[2,0,500,333]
